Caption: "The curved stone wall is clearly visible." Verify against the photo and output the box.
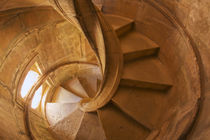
[0,6,91,139]
[99,0,202,139]
[155,0,210,139]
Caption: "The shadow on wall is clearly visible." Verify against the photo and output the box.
[0,6,91,139]
[100,0,201,139]
[156,0,210,139]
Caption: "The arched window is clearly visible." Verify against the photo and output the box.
[31,83,50,110]
[19,62,42,99]
[21,70,40,98]
[31,85,43,109]
[18,60,51,111]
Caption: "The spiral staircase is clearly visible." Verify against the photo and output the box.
[34,7,174,139]
[0,0,204,140]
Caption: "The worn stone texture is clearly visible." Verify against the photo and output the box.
[155,0,210,139]
[0,5,93,139]
[75,112,106,140]
[100,0,202,139]
[29,109,55,140]
[50,109,84,140]
[0,0,210,140]
[0,0,50,11]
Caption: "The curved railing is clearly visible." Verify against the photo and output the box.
[50,0,123,112]
[24,61,100,139]
[24,0,123,137]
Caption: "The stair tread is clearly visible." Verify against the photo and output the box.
[50,108,84,140]
[78,77,98,98]
[46,102,78,126]
[121,57,172,90]
[78,65,102,98]
[97,104,149,140]
[29,111,56,140]
[112,87,168,129]
[75,113,106,140]
[120,31,159,55]
[53,86,82,103]
[104,14,133,30]
[61,78,89,98]
[103,14,134,36]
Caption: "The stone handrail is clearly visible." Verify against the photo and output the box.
[49,0,123,112]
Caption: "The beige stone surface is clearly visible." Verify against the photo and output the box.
[46,102,78,126]
[98,103,150,140]
[154,0,210,139]
[50,109,84,140]
[28,109,55,140]
[113,87,168,130]
[0,0,50,11]
[0,5,94,139]
[121,57,172,90]
[101,2,201,139]
[75,112,106,140]
[0,0,209,139]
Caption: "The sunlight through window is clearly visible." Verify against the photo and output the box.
[21,71,40,98]
[41,87,49,110]
[31,86,43,109]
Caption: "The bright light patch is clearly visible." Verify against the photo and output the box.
[31,86,43,109]
[35,62,42,74]
[21,71,40,98]
[41,87,49,110]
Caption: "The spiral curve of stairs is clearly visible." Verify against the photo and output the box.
[41,9,175,140]
[0,0,203,140]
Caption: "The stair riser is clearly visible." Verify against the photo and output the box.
[116,22,134,37]
[124,48,159,63]
[111,99,153,130]
[120,79,171,91]
[97,104,150,140]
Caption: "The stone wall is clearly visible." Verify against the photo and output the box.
[100,0,202,139]
[0,0,50,11]
[0,6,91,139]
[99,0,210,139]
[156,0,210,139]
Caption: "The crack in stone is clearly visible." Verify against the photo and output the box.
[0,80,14,106]
[0,80,13,96]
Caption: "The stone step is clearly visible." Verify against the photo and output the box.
[121,57,172,91]
[61,78,89,98]
[53,86,82,103]
[78,77,98,98]
[78,65,102,98]
[75,112,106,140]
[50,108,85,140]
[112,87,169,130]
[120,31,159,62]
[46,103,78,126]
[103,14,134,36]
[97,103,150,140]
[29,111,56,140]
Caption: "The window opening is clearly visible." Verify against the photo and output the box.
[20,62,41,98]
[31,82,50,109]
